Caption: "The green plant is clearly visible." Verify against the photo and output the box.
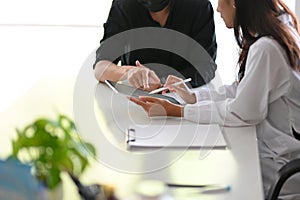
[10,114,96,190]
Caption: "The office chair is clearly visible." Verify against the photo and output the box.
[266,128,300,200]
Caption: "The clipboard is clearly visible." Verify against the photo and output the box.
[105,80,181,105]
[126,124,226,148]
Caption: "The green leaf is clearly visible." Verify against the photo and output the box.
[84,143,97,157]
[9,114,96,190]
[46,167,61,189]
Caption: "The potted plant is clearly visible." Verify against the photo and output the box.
[9,114,96,195]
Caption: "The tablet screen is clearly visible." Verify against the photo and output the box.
[105,80,181,105]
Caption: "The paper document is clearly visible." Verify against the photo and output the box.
[126,124,226,148]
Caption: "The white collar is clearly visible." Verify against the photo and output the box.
[277,13,293,25]
[292,70,300,81]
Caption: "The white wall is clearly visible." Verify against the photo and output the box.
[284,0,296,12]
[0,0,110,25]
[0,2,111,199]
[0,1,113,113]
[210,1,239,85]
[296,0,300,20]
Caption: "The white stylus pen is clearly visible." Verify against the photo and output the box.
[105,80,119,94]
[149,78,192,94]
[167,183,231,194]
[200,185,231,194]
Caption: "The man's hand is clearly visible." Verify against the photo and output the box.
[126,60,161,91]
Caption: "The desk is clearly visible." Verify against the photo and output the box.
[73,62,264,200]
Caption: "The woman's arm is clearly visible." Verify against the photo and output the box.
[131,38,290,127]
[184,38,290,126]
[164,75,238,103]
[193,82,238,102]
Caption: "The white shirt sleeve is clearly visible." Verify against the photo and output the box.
[184,37,290,126]
[194,82,238,102]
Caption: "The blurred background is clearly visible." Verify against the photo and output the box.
[0,0,298,199]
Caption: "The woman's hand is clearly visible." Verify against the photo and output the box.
[164,75,196,104]
[126,60,161,91]
[129,96,184,117]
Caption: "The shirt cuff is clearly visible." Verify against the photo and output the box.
[194,89,211,102]
[183,99,224,124]
[184,104,202,123]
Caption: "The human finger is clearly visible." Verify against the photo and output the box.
[129,76,142,88]
[167,83,185,91]
[129,97,148,107]
[135,60,145,68]
[141,69,150,89]
[129,68,145,88]
[148,70,161,84]
[164,75,183,87]
[139,96,165,104]
[135,61,152,89]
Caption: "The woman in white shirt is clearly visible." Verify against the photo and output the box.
[130,0,300,199]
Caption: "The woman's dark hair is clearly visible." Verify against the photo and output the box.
[234,0,300,81]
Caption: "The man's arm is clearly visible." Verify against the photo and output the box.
[93,0,161,89]
[94,60,161,91]
[94,0,131,82]
[94,60,134,82]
